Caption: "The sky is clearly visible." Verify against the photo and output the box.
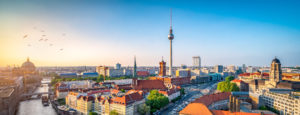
[0,0,300,67]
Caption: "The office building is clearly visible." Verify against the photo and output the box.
[193,56,201,69]
[115,63,121,70]
[215,65,223,73]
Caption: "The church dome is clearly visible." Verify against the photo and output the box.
[272,57,280,64]
[21,58,36,73]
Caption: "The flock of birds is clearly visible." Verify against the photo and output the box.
[22,27,66,52]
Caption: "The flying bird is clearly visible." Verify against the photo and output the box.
[23,35,28,39]
[49,44,53,46]
[39,38,44,42]
[60,48,64,51]
[44,39,48,41]
[62,33,66,36]
[42,35,46,37]
[27,44,31,47]
[41,30,45,32]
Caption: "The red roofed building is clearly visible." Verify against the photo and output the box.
[149,76,190,86]
[192,92,231,106]
[137,71,150,77]
[231,79,249,91]
[95,91,145,115]
[66,89,146,115]
[158,89,180,101]
[132,78,167,91]
[180,92,274,115]
[238,72,269,82]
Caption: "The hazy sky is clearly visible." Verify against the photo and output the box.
[0,0,300,67]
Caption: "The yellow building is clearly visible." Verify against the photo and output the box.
[66,90,145,115]
[94,91,145,115]
[175,69,191,78]
[76,96,94,114]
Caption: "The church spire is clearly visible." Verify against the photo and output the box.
[133,56,137,78]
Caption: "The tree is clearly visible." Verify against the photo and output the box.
[120,89,125,93]
[88,112,98,115]
[225,76,235,82]
[259,106,267,110]
[138,104,150,115]
[180,88,185,95]
[230,83,239,91]
[146,90,169,113]
[110,110,119,115]
[217,81,239,92]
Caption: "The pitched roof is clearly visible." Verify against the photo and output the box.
[192,92,231,106]
[179,103,213,115]
[135,80,167,90]
[137,71,150,76]
[231,79,242,83]
[211,110,261,115]
[113,92,143,105]
[238,73,250,76]
[87,89,110,96]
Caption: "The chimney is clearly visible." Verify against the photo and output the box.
[229,95,234,112]
[235,98,240,112]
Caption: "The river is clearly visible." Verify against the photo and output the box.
[17,78,57,115]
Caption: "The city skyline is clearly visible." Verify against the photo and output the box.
[1,0,300,67]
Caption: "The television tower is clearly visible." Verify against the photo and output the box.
[168,9,174,77]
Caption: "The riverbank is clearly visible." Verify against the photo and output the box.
[17,78,57,115]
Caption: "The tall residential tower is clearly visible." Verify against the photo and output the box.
[192,56,201,69]
[168,9,174,77]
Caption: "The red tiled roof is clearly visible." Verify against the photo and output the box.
[113,92,143,105]
[212,110,261,115]
[137,71,150,76]
[239,73,269,77]
[158,89,178,96]
[179,103,213,115]
[78,96,95,101]
[239,73,250,76]
[231,79,242,83]
[87,89,110,96]
[192,92,231,106]
[110,89,120,94]
[135,80,167,90]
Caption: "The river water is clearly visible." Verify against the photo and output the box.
[17,78,57,115]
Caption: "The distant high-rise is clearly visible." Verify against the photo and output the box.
[159,57,166,77]
[168,9,174,77]
[115,63,121,69]
[133,56,137,78]
[192,56,201,69]
[181,64,187,69]
[215,65,223,73]
[242,64,246,73]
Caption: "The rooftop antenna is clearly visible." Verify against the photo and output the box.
[170,8,172,28]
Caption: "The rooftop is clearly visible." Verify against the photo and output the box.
[179,103,213,115]
[211,110,261,115]
[192,92,231,106]
[0,87,14,98]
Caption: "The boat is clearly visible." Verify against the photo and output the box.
[41,94,49,106]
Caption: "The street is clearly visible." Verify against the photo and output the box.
[160,82,218,115]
